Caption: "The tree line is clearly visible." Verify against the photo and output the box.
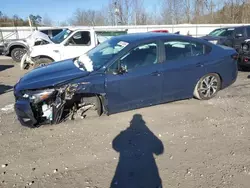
[1,0,250,27]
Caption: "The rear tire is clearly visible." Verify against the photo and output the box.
[11,48,26,62]
[193,73,221,100]
[33,58,53,68]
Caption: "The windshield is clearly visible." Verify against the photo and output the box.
[208,28,234,37]
[77,39,129,72]
[51,29,72,44]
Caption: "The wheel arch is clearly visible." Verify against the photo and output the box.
[195,72,223,90]
[35,55,55,62]
[75,92,107,116]
[8,45,26,56]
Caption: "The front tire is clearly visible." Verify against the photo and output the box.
[33,58,53,69]
[11,48,26,62]
[193,73,221,100]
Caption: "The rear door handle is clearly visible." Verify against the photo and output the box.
[151,71,161,76]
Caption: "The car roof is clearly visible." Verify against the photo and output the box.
[217,25,250,30]
[68,26,95,31]
[111,32,195,43]
[111,32,182,43]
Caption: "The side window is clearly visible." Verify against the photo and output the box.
[164,40,208,61]
[107,42,158,73]
[120,42,158,71]
[67,31,91,46]
[234,27,244,38]
[246,27,250,37]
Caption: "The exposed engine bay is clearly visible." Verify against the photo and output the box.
[23,84,103,126]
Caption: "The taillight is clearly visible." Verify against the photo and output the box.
[231,53,239,60]
[244,58,249,62]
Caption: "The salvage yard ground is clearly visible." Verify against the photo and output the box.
[0,57,250,188]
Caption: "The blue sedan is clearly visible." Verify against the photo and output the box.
[14,33,238,127]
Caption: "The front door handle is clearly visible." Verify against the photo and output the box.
[151,71,161,76]
[196,62,204,67]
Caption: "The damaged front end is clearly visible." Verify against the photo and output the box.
[15,83,103,128]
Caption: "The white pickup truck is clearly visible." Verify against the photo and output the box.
[21,27,105,70]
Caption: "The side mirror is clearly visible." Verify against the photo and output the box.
[112,65,127,75]
[64,41,69,46]
[235,33,243,38]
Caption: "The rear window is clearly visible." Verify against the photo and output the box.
[40,30,49,35]
[164,40,211,61]
[51,29,63,37]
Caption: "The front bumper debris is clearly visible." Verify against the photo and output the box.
[14,90,66,127]
[15,100,37,127]
[20,53,35,70]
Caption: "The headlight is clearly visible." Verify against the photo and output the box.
[22,89,55,103]
[209,40,218,44]
[242,44,249,51]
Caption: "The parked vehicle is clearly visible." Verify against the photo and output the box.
[151,30,169,33]
[238,39,250,70]
[3,28,64,62]
[14,33,238,127]
[20,27,105,70]
[201,26,250,52]
[150,30,180,34]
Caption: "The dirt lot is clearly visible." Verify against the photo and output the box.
[0,57,250,188]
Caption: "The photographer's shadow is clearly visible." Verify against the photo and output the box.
[111,114,164,188]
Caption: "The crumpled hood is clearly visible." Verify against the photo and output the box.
[26,31,53,48]
[15,58,89,91]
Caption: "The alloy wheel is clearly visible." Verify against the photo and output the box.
[14,50,25,61]
[198,75,219,98]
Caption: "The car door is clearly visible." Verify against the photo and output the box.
[233,27,247,52]
[160,39,209,102]
[61,31,94,60]
[105,41,163,114]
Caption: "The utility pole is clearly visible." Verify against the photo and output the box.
[28,16,33,32]
[114,2,120,26]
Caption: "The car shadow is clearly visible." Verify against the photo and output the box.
[0,64,14,72]
[111,114,164,188]
[0,84,13,95]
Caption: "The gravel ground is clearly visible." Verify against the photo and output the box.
[0,57,250,188]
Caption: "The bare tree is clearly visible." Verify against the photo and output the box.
[107,0,135,25]
[161,0,174,24]
[42,14,53,26]
[69,8,106,26]
[184,0,192,23]
[161,0,183,24]
[148,4,162,25]
[65,0,250,26]
[133,0,149,25]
